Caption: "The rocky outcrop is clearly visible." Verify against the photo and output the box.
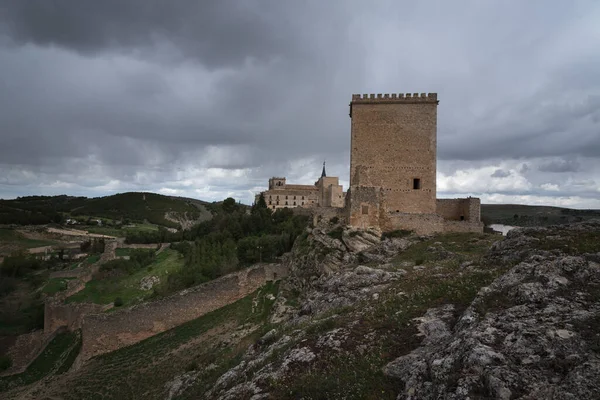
[384,223,600,399]
[207,220,600,399]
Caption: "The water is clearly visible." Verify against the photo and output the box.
[489,224,517,236]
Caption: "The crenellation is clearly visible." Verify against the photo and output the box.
[350,92,438,103]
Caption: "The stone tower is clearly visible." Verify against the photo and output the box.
[348,93,439,227]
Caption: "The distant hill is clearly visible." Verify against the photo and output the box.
[0,192,216,229]
[481,203,600,227]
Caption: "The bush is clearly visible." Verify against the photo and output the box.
[186,360,199,371]
[0,277,17,296]
[114,297,124,307]
[1,253,42,277]
[0,354,12,371]
[327,227,343,241]
[329,216,339,224]
[381,229,413,240]
[415,258,424,266]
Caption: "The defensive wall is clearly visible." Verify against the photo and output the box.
[0,327,66,376]
[345,187,483,234]
[44,300,111,333]
[78,263,288,360]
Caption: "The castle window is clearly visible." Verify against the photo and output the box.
[460,215,465,221]
[294,202,296,206]
[413,178,421,190]
[286,201,288,205]
[362,205,369,215]
[302,196,304,200]
[286,195,288,199]
[294,196,296,200]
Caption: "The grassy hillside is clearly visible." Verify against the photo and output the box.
[0,192,214,229]
[481,204,600,227]
[67,248,185,307]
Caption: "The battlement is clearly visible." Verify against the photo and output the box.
[351,93,438,103]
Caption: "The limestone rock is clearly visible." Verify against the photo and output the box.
[140,275,160,290]
[384,249,600,399]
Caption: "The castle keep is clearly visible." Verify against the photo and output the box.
[259,92,483,234]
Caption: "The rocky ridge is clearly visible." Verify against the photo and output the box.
[201,220,600,399]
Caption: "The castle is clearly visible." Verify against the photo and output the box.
[258,92,483,234]
[257,162,345,210]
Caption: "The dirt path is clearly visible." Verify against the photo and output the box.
[46,227,116,239]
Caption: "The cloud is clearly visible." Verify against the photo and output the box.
[540,183,560,191]
[538,158,581,172]
[0,1,600,210]
[491,169,511,178]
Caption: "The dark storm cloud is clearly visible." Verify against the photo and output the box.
[0,1,599,207]
[538,159,581,173]
[0,0,295,68]
[491,169,510,178]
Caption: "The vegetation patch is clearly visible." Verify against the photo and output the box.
[0,330,81,393]
[391,232,496,267]
[67,249,184,306]
[529,230,600,255]
[42,278,71,295]
[327,227,344,240]
[381,229,413,239]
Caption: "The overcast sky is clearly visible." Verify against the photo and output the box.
[1,1,599,208]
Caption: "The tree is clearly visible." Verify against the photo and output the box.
[222,197,237,213]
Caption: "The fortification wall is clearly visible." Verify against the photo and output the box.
[437,199,471,221]
[79,263,288,360]
[44,301,110,333]
[347,186,384,230]
[118,243,161,250]
[349,93,438,215]
[0,328,67,376]
[443,220,484,233]
[311,207,346,226]
[436,198,481,222]
[384,212,445,235]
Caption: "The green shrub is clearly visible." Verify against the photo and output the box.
[0,277,17,296]
[381,229,413,240]
[327,227,343,241]
[415,258,424,266]
[0,354,12,371]
[186,360,199,371]
[114,297,124,307]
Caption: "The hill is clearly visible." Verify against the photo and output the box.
[481,203,600,227]
[0,192,215,229]
[2,220,599,399]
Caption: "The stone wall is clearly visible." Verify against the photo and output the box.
[0,328,66,376]
[437,198,482,233]
[347,186,384,230]
[44,300,111,333]
[384,212,446,235]
[437,198,474,221]
[349,93,438,215]
[79,263,288,360]
[443,220,485,233]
